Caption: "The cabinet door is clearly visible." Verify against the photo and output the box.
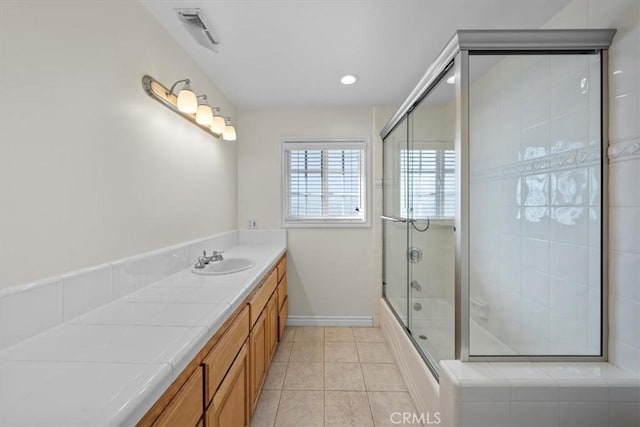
[278,298,288,341]
[266,294,278,360]
[277,275,287,310]
[249,310,267,411]
[203,306,249,405]
[153,367,203,427]
[206,343,250,427]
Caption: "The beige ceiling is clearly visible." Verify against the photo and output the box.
[141,0,571,109]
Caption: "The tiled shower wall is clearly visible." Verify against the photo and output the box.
[545,0,640,374]
[468,52,603,356]
[468,0,640,365]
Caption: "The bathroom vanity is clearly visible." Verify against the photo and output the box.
[138,254,288,427]
[0,230,288,426]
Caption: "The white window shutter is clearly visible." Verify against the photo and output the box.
[283,139,368,226]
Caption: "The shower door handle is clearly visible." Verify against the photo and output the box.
[380,215,408,223]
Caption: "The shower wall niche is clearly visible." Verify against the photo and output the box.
[381,29,615,375]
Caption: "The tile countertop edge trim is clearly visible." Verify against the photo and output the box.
[116,363,175,427]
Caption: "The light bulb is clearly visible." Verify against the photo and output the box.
[223,124,237,141]
[196,104,213,126]
[176,86,197,114]
[211,113,226,134]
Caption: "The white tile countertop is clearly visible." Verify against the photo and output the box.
[0,233,286,426]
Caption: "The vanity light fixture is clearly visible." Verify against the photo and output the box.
[211,107,226,134]
[168,79,198,113]
[223,117,237,141]
[141,75,236,140]
[195,95,213,126]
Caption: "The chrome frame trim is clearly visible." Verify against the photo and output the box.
[601,49,610,362]
[455,51,470,361]
[380,29,616,141]
[456,29,616,50]
[380,33,460,140]
[465,47,610,363]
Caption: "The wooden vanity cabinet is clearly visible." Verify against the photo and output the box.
[206,343,250,427]
[278,297,288,340]
[276,257,288,341]
[152,367,203,427]
[202,306,249,403]
[266,293,278,362]
[249,310,267,411]
[138,253,287,427]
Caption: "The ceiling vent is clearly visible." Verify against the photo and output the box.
[176,9,219,53]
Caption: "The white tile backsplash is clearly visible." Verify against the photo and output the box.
[62,264,112,321]
[0,279,63,350]
[144,246,189,286]
[111,255,147,299]
[0,230,287,350]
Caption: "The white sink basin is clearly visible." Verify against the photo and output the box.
[192,258,255,275]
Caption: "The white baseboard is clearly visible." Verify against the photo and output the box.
[286,316,373,327]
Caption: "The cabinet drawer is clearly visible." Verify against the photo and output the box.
[277,275,287,310]
[249,269,278,327]
[206,343,250,427]
[278,297,288,340]
[153,367,203,427]
[277,256,287,283]
[203,306,249,404]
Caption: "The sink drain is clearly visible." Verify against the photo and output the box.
[418,334,427,340]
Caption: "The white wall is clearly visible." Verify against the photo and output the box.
[542,0,640,375]
[0,0,237,288]
[237,108,382,322]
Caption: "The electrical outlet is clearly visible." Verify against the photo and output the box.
[248,219,258,229]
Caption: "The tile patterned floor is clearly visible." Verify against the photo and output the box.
[251,326,420,427]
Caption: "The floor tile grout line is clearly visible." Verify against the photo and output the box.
[261,327,405,427]
[272,388,284,427]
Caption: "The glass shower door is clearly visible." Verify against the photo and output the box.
[383,117,409,325]
[406,65,457,369]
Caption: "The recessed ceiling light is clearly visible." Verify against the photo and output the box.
[446,75,456,84]
[340,74,358,85]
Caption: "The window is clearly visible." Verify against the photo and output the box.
[400,145,455,219]
[283,139,369,226]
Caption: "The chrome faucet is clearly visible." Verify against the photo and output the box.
[194,250,224,269]
[202,250,224,263]
[194,256,207,269]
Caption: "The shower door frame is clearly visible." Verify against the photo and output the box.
[380,29,615,364]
